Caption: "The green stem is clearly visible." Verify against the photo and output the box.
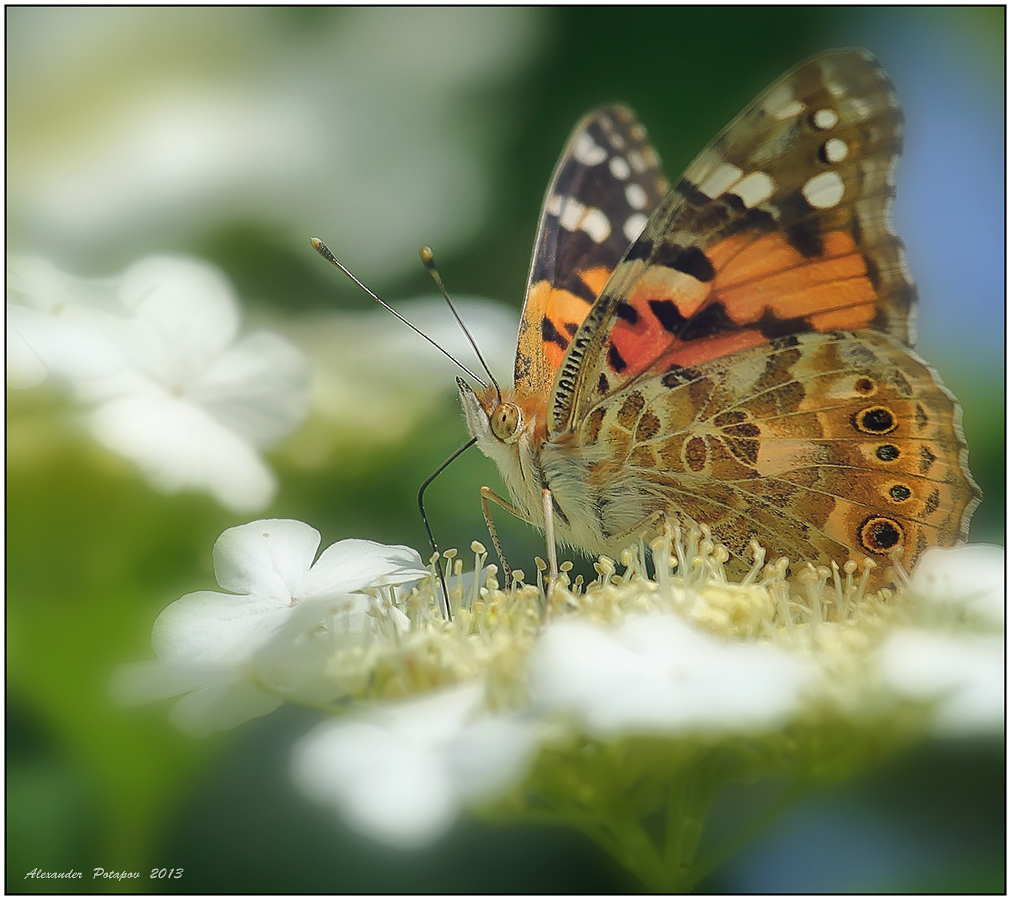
[653,767,718,892]
[690,780,809,885]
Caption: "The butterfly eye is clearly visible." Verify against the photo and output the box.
[490,403,522,443]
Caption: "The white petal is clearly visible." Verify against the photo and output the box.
[910,544,1005,627]
[167,674,283,735]
[291,683,518,848]
[110,659,282,735]
[87,392,276,512]
[212,519,322,599]
[293,716,459,849]
[530,616,811,736]
[117,256,239,384]
[7,301,126,386]
[110,660,223,705]
[191,330,310,447]
[880,629,1005,735]
[445,716,539,803]
[304,539,428,596]
[248,595,366,701]
[151,589,291,665]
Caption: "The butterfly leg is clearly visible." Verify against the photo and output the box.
[541,488,559,584]
[480,486,524,584]
[603,509,668,561]
[538,488,565,620]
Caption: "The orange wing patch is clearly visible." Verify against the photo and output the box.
[715,230,877,327]
[515,266,612,400]
[600,228,879,382]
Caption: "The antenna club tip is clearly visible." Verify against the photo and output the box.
[419,246,435,266]
[311,237,337,264]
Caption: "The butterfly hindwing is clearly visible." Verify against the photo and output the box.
[575,329,977,578]
[515,105,668,402]
[551,50,913,436]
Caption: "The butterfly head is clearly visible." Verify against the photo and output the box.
[457,376,525,443]
[457,376,546,498]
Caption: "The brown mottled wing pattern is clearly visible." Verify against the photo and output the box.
[577,331,978,583]
[551,50,914,435]
[514,105,668,402]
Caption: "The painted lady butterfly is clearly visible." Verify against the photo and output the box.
[458,49,980,589]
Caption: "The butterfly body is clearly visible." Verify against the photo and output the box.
[462,50,979,587]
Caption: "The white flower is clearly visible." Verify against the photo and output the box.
[908,544,1005,627]
[878,630,1003,736]
[113,519,429,734]
[13,254,311,512]
[7,7,542,280]
[291,682,538,849]
[529,614,813,737]
[6,256,126,388]
[878,544,1005,736]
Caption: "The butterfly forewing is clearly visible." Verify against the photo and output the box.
[550,50,914,436]
[515,105,668,402]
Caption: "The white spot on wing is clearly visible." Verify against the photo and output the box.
[823,138,848,163]
[812,108,839,130]
[573,132,608,166]
[802,171,845,208]
[776,99,804,119]
[558,196,586,230]
[627,150,647,173]
[763,84,803,119]
[556,196,612,243]
[609,156,631,180]
[848,97,871,120]
[699,162,743,198]
[581,207,612,243]
[623,212,648,242]
[731,171,775,208]
[625,183,648,210]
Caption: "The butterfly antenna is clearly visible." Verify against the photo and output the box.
[418,437,479,621]
[311,238,487,387]
[420,246,502,403]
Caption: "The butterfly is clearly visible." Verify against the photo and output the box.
[458,49,980,590]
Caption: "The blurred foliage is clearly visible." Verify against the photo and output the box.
[7,6,1003,893]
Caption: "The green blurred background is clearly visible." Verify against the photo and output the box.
[7,7,1003,893]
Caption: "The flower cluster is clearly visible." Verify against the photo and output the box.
[119,518,1004,887]
[8,256,309,511]
[8,8,541,281]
